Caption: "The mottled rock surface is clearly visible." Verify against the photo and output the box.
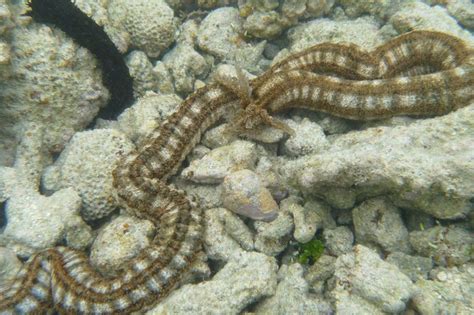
[182,140,258,184]
[42,129,135,221]
[353,198,411,253]
[222,169,279,221]
[255,263,332,314]
[409,225,473,267]
[411,264,474,314]
[386,252,433,281]
[90,215,154,276]
[283,105,474,219]
[0,23,108,166]
[148,251,278,314]
[108,0,176,57]
[330,245,416,313]
[204,208,254,261]
[323,226,354,256]
[0,247,22,284]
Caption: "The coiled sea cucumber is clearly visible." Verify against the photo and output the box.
[0,30,472,314]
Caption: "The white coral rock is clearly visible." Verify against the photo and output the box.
[108,0,176,58]
[43,129,135,221]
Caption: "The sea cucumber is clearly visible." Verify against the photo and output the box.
[0,30,472,314]
[234,31,473,131]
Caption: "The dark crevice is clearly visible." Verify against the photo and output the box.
[0,201,6,228]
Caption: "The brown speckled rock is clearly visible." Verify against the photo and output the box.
[222,169,278,222]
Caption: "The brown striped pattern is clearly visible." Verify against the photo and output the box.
[235,30,473,131]
[1,31,473,314]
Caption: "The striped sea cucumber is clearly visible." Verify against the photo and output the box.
[0,31,472,314]
[235,30,473,130]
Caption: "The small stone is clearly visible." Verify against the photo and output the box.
[338,0,403,20]
[409,225,473,267]
[202,123,238,149]
[42,129,135,221]
[239,123,286,144]
[90,215,154,276]
[353,198,411,253]
[255,156,288,202]
[243,10,283,39]
[204,208,254,261]
[445,0,474,29]
[255,263,333,314]
[148,251,278,315]
[125,50,158,98]
[330,245,416,314]
[187,144,211,162]
[0,247,22,285]
[162,43,209,94]
[174,177,222,209]
[389,1,473,41]
[152,61,175,94]
[182,140,257,184]
[287,16,384,53]
[117,93,181,144]
[305,254,336,292]
[411,264,474,314]
[436,271,448,282]
[282,118,328,157]
[283,197,318,243]
[2,188,84,251]
[304,199,336,230]
[197,7,243,60]
[254,208,294,256]
[222,169,278,222]
[108,0,176,57]
[385,251,433,282]
[64,216,94,250]
[323,226,354,256]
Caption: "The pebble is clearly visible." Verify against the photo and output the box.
[305,255,337,293]
[125,50,158,98]
[330,245,416,314]
[255,263,333,314]
[409,225,473,267]
[323,226,354,256]
[0,247,22,285]
[412,264,474,314]
[352,198,411,254]
[2,188,89,254]
[222,169,279,222]
[90,215,154,276]
[42,129,135,221]
[197,7,243,60]
[203,208,254,261]
[162,43,209,94]
[254,207,294,256]
[117,92,182,144]
[282,118,329,157]
[385,251,433,282]
[389,1,473,41]
[148,251,278,315]
[182,140,258,184]
[283,197,318,243]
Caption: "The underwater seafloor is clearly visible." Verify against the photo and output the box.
[0,0,473,314]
